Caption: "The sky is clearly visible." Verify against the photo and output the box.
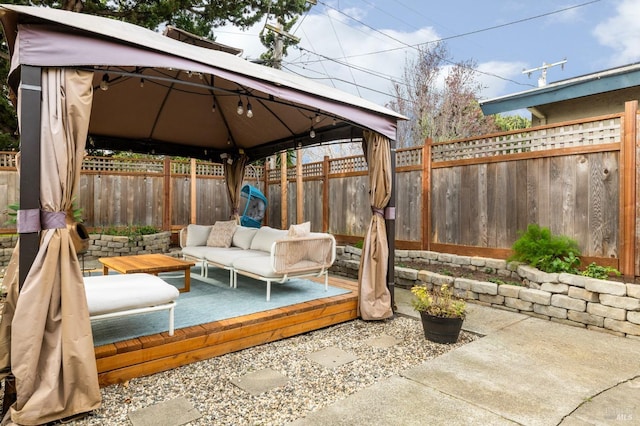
[211,0,640,111]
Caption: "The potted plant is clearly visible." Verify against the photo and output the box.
[411,284,466,344]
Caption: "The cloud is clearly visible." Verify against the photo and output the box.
[593,0,640,65]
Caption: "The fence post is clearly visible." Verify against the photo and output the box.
[163,157,171,231]
[422,141,432,251]
[621,100,638,278]
[323,156,329,232]
[296,147,303,224]
[190,158,197,224]
[263,161,269,226]
[280,152,288,229]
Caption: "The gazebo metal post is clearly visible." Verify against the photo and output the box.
[387,136,396,311]
[2,65,42,416]
[18,65,42,288]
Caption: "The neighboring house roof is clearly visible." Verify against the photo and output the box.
[480,62,640,115]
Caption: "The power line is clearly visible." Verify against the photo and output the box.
[315,0,601,86]
[341,0,603,59]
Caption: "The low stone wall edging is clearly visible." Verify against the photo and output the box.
[330,246,640,339]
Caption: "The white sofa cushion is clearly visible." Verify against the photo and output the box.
[249,226,288,252]
[182,245,219,259]
[185,224,213,247]
[232,226,259,249]
[84,273,179,316]
[205,248,266,267]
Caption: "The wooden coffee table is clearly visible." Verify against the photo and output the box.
[99,253,196,293]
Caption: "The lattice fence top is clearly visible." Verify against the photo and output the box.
[431,116,622,162]
[82,157,164,173]
[329,156,368,174]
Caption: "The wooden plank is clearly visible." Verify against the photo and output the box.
[504,161,517,245]
[476,163,488,247]
[526,157,539,226]
[190,158,197,224]
[297,148,303,224]
[514,160,528,238]
[444,167,460,244]
[537,157,550,228]
[549,155,563,236]
[163,157,171,231]
[422,144,431,250]
[459,166,472,245]
[602,151,620,259]
[574,154,590,252]
[621,101,637,277]
[281,153,288,229]
[588,153,605,255]
[322,156,329,232]
[561,155,577,240]
[494,162,508,247]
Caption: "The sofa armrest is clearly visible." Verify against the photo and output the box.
[270,234,336,274]
[179,227,187,248]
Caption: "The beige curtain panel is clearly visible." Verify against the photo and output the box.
[0,68,101,425]
[224,154,249,223]
[358,131,393,320]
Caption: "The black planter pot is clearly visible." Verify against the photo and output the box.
[419,312,464,344]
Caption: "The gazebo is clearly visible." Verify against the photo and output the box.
[0,4,404,424]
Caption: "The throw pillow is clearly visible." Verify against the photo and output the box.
[186,224,213,247]
[206,220,237,248]
[232,226,259,250]
[287,221,311,238]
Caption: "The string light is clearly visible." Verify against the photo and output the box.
[309,117,316,138]
[212,99,216,113]
[236,97,244,115]
[100,74,109,91]
[246,98,253,118]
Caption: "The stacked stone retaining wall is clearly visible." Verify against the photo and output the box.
[0,232,171,267]
[85,232,171,260]
[331,246,640,339]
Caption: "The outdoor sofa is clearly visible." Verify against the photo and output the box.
[84,273,180,336]
[180,222,336,301]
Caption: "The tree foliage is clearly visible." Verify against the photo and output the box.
[389,43,499,148]
[0,0,311,152]
[494,113,531,131]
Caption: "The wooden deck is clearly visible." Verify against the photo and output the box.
[93,275,359,387]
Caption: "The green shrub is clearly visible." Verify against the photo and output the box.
[581,262,621,280]
[100,225,160,237]
[509,224,581,274]
[353,240,364,249]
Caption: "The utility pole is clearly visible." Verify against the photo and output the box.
[523,59,567,87]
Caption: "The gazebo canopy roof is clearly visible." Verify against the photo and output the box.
[0,4,405,161]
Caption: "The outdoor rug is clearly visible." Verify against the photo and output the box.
[90,267,351,346]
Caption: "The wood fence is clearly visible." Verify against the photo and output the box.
[1,100,639,276]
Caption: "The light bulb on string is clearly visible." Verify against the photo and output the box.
[100,74,109,91]
[236,97,244,115]
[246,99,253,118]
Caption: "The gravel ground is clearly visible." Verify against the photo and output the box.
[64,317,476,426]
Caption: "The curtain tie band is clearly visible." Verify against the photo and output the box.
[371,207,384,217]
[41,211,67,229]
[17,209,67,233]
